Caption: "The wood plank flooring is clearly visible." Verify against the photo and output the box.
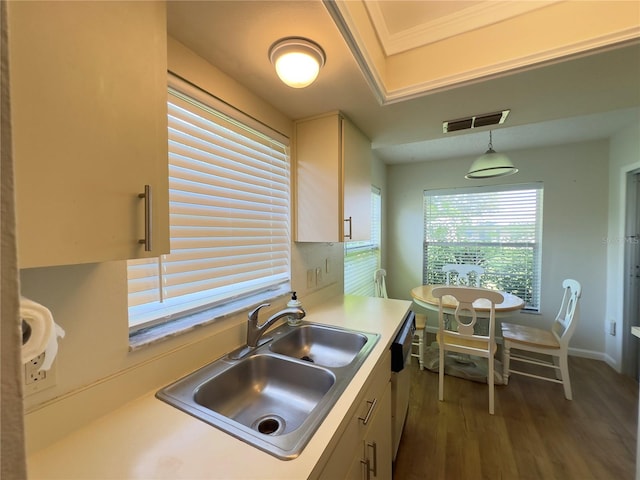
[393,356,638,480]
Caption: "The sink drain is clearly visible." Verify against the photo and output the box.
[258,418,279,435]
[252,415,285,435]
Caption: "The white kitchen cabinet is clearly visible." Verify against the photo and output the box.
[295,112,372,242]
[319,351,392,480]
[7,1,169,268]
[344,383,392,480]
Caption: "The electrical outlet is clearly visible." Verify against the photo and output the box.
[315,267,322,286]
[307,269,315,289]
[23,352,56,396]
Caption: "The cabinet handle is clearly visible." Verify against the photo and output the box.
[358,398,377,425]
[360,459,371,480]
[138,184,152,251]
[344,216,352,240]
[367,441,378,478]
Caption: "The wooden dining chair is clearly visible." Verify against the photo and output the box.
[432,285,504,414]
[442,264,485,287]
[373,269,388,298]
[501,279,582,400]
[411,313,427,370]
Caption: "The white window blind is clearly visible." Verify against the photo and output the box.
[344,187,381,296]
[128,78,290,331]
[423,184,543,310]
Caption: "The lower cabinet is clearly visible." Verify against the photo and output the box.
[344,383,392,480]
[319,351,392,480]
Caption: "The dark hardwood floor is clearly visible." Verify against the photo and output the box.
[393,356,638,480]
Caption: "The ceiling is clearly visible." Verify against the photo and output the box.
[167,0,640,165]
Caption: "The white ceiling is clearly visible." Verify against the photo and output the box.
[167,1,640,165]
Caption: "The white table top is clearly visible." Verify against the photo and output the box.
[411,284,525,314]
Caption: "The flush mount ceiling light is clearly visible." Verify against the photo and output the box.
[465,130,518,179]
[269,37,326,88]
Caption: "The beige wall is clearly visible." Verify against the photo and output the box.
[386,140,610,358]
[606,121,640,371]
[19,38,345,452]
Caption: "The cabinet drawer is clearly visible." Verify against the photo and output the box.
[317,350,391,479]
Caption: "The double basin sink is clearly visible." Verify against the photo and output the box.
[156,322,380,459]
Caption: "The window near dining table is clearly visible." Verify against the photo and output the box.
[344,186,382,296]
[127,74,291,337]
[423,183,543,311]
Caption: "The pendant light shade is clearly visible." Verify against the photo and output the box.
[466,131,518,179]
[269,37,326,88]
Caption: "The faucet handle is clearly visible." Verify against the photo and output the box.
[248,303,270,321]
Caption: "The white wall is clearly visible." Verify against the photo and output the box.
[19,38,345,452]
[606,121,640,371]
[386,140,610,357]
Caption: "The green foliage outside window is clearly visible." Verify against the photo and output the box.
[423,185,542,310]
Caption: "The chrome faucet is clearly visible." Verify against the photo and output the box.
[227,302,307,360]
[247,303,307,348]
[246,303,306,348]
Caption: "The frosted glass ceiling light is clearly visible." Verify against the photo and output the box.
[466,130,518,179]
[269,37,326,88]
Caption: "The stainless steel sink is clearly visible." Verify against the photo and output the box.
[156,322,379,460]
[194,354,335,434]
[269,324,370,367]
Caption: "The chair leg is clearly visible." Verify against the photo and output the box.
[559,354,572,400]
[488,354,495,415]
[438,343,445,402]
[502,341,511,386]
[552,355,562,380]
[418,332,425,370]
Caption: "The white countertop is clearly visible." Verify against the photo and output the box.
[27,295,412,480]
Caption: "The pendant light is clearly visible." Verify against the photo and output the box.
[465,130,518,179]
[269,37,326,88]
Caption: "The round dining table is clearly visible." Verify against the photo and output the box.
[411,284,525,317]
[411,285,525,382]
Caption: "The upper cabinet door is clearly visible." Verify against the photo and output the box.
[8,1,169,269]
[342,117,372,242]
[295,112,371,243]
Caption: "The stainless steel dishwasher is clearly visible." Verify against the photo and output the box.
[390,310,415,461]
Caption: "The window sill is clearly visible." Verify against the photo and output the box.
[128,289,289,351]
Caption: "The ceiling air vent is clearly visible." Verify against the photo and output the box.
[443,109,510,133]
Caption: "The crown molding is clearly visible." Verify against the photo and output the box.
[325,1,640,106]
[322,0,387,104]
[382,31,640,105]
[366,1,562,56]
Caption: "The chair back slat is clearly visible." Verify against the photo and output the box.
[373,269,388,299]
[552,278,582,345]
[453,300,478,336]
[442,264,485,287]
[432,285,503,344]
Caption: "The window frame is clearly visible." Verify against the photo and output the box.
[423,183,543,311]
[127,74,292,344]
